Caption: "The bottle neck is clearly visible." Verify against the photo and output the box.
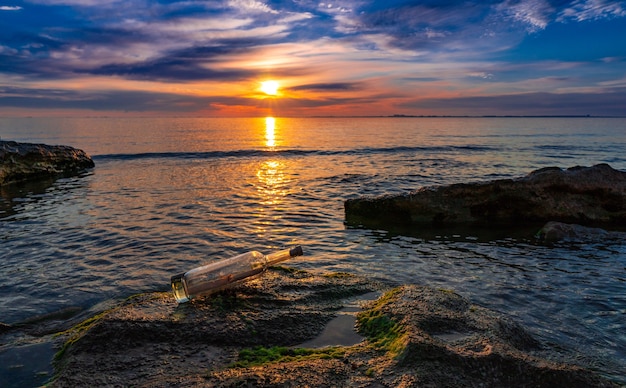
[265,246,303,266]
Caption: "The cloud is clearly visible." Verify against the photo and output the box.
[497,0,553,32]
[0,1,307,81]
[6,1,624,80]
[401,89,626,116]
[289,82,360,91]
[0,86,239,112]
[326,0,626,56]
[86,49,256,83]
[0,45,18,55]
[320,1,533,59]
[1,0,625,115]
[558,0,626,21]
[227,0,278,14]
[20,0,120,5]
[467,72,495,80]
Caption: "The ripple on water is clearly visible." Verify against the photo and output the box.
[1,117,626,384]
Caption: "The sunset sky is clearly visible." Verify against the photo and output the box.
[1,0,625,117]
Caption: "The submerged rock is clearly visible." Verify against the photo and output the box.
[0,141,94,186]
[49,268,619,387]
[537,221,626,242]
[345,164,626,229]
[0,322,10,334]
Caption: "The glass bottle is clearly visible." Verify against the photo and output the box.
[170,246,303,303]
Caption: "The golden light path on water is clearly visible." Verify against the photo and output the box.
[253,116,292,236]
[265,116,276,147]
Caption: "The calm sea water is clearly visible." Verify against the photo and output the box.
[1,117,625,384]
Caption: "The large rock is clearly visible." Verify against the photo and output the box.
[48,268,619,387]
[345,164,626,229]
[0,141,94,186]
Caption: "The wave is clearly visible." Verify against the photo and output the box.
[92,145,495,161]
[93,150,292,161]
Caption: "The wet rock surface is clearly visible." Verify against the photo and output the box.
[50,268,381,387]
[49,268,618,387]
[0,141,94,186]
[345,164,626,229]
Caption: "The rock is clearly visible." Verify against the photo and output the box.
[0,141,94,186]
[345,164,626,229]
[537,221,626,242]
[50,268,381,387]
[0,322,11,334]
[351,285,617,387]
[49,268,619,387]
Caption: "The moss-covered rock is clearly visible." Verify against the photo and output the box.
[50,268,380,387]
[354,285,615,387]
[50,270,619,387]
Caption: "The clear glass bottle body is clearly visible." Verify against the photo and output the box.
[171,246,303,303]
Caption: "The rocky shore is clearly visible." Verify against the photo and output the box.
[0,140,94,186]
[47,268,619,387]
[4,158,623,386]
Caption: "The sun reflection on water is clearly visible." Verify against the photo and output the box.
[265,116,275,148]
[252,158,293,237]
[256,159,288,206]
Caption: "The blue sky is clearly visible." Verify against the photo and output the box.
[1,0,625,116]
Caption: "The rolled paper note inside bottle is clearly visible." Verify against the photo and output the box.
[171,246,303,303]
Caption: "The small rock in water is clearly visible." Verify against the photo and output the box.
[537,221,626,242]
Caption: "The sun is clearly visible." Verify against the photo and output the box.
[260,80,280,96]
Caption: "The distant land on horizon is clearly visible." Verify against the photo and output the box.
[3,114,625,120]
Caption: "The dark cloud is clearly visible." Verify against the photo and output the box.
[86,43,261,82]
[0,53,70,79]
[279,95,382,109]
[0,23,161,79]
[0,86,244,112]
[88,61,252,82]
[349,1,505,51]
[73,26,152,46]
[289,82,360,91]
[401,90,626,116]
[402,77,441,82]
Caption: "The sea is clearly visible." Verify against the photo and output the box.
[1,116,625,386]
